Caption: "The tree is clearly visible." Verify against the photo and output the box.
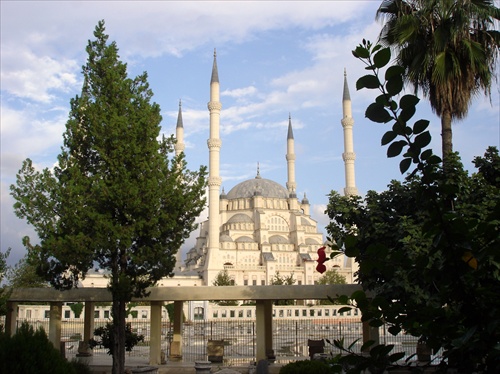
[317,269,347,305]
[326,41,500,372]
[10,21,207,374]
[317,269,346,286]
[5,253,48,288]
[0,249,10,318]
[271,272,296,305]
[212,270,238,306]
[68,302,84,318]
[376,0,500,160]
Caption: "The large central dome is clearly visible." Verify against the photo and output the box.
[226,177,289,199]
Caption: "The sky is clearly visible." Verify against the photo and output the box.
[1,1,499,267]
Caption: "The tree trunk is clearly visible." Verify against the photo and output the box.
[112,297,127,374]
[441,110,453,161]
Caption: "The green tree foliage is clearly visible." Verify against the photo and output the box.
[90,322,144,355]
[317,269,346,305]
[317,269,346,286]
[0,249,11,317]
[271,272,296,305]
[10,21,207,374]
[6,253,48,288]
[68,302,84,318]
[376,0,500,159]
[326,40,500,372]
[212,270,238,306]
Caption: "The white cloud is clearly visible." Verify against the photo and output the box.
[222,86,257,100]
[1,46,79,103]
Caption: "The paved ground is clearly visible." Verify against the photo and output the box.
[73,355,282,374]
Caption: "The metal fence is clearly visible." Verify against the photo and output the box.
[5,317,421,365]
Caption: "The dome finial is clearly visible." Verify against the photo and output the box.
[256,162,261,179]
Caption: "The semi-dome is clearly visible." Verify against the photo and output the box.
[226,177,288,199]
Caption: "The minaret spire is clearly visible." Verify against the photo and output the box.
[174,99,185,156]
[205,49,223,284]
[286,114,297,196]
[341,69,358,196]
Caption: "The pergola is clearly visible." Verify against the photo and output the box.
[6,284,378,365]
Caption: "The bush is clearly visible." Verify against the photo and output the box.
[0,322,78,374]
[279,359,335,374]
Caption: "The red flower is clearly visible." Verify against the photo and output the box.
[316,246,327,274]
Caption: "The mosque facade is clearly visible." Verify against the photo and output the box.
[174,51,359,287]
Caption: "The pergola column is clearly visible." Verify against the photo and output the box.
[49,302,63,351]
[76,301,95,356]
[255,299,273,361]
[169,300,184,361]
[149,301,163,365]
[5,301,18,336]
[362,320,380,351]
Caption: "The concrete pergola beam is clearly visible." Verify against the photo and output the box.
[8,284,366,302]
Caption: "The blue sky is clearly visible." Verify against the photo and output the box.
[1,1,499,267]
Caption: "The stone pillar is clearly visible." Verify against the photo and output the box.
[169,300,184,361]
[149,301,163,365]
[5,301,18,336]
[256,300,273,361]
[362,320,379,352]
[49,302,63,351]
[78,301,95,356]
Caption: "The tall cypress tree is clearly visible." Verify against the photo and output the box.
[11,21,207,373]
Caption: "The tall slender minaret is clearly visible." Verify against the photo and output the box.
[286,114,297,197]
[174,100,186,270]
[174,99,185,157]
[204,50,223,284]
[341,69,358,196]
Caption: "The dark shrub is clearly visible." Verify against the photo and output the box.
[0,322,77,374]
[279,359,335,374]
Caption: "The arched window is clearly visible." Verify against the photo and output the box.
[194,307,204,320]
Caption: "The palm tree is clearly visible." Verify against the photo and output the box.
[376,0,500,161]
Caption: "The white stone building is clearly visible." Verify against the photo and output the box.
[81,52,359,305]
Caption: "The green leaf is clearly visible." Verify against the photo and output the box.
[428,155,442,164]
[399,103,416,123]
[357,75,380,90]
[421,149,433,160]
[399,94,420,110]
[414,131,432,149]
[413,119,430,134]
[360,340,375,352]
[399,158,412,174]
[385,65,405,80]
[389,351,406,362]
[365,103,392,123]
[381,130,397,146]
[387,140,407,158]
[388,325,401,335]
[386,74,404,96]
[352,46,369,59]
[373,47,391,68]
[338,306,353,314]
[369,318,384,327]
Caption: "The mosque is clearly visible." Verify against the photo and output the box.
[173,51,359,287]
[82,51,358,295]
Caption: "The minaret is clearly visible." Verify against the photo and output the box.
[286,114,297,197]
[204,49,223,284]
[174,100,185,157]
[341,69,358,196]
[174,100,186,270]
